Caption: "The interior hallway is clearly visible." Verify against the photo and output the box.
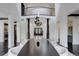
[0,3,79,56]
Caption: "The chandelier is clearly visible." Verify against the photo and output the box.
[34,16,42,26]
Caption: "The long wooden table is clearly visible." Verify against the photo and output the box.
[18,39,59,56]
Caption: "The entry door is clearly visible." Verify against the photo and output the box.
[68,20,73,53]
[4,23,8,47]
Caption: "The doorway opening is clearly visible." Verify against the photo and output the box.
[0,18,8,55]
[4,23,8,48]
[14,21,17,47]
[68,16,73,53]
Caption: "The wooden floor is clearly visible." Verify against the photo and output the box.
[18,39,59,56]
[0,42,8,56]
[72,45,79,56]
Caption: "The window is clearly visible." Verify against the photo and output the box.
[34,28,43,36]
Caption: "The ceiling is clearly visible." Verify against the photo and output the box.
[71,9,79,14]
[23,3,55,8]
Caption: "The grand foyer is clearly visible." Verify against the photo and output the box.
[7,3,74,56]
[0,3,79,56]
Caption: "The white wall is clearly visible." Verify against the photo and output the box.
[49,16,58,42]
[0,20,4,42]
[16,3,21,43]
[17,21,20,43]
[8,17,14,48]
[59,15,68,47]
[0,3,20,21]
[20,18,27,45]
[55,3,79,18]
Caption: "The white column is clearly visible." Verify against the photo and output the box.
[60,15,68,47]
[8,17,14,48]
[0,20,4,42]
[49,16,58,42]
[20,18,27,45]
[17,21,20,43]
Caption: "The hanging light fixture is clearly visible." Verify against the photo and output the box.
[34,16,42,26]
